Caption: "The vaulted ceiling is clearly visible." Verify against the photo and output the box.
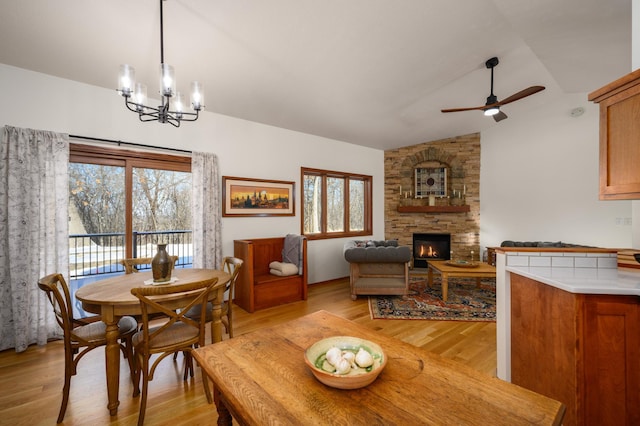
[0,0,631,150]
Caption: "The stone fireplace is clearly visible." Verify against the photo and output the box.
[413,233,451,268]
[384,133,481,263]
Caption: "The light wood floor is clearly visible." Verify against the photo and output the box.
[0,278,496,426]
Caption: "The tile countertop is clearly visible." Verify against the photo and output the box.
[506,266,640,296]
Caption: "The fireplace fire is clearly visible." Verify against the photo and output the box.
[413,233,451,268]
[418,245,439,258]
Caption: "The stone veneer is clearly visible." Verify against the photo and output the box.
[384,132,481,263]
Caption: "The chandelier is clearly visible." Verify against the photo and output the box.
[117,0,203,127]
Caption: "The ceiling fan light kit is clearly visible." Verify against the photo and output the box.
[483,106,500,116]
[441,56,545,122]
[117,0,204,127]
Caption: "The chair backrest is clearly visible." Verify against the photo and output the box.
[121,256,179,274]
[38,273,74,345]
[130,278,219,349]
[221,256,243,299]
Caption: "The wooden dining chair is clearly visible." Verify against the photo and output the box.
[130,278,219,426]
[38,273,138,424]
[120,256,179,274]
[183,257,244,342]
[172,257,244,378]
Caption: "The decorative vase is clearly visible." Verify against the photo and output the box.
[152,243,172,283]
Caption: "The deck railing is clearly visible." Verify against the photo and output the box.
[69,230,193,278]
[68,230,192,318]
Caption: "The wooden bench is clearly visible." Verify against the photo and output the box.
[233,237,307,312]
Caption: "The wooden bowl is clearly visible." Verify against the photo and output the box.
[304,336,386,389]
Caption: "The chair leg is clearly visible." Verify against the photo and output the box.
[121,337,138,396]
[132,349,141,398]
[183,351,194,380]
[174,350,195,379]
[228,309,234,339]
[57,359,73,423]
[137,356,150,426]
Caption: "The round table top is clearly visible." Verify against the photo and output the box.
[76,268,230,315]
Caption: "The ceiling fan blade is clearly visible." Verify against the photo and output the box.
[495,86,545,106]
[441,105,487,113]
[442,86,545,113]
[493,111,508,122]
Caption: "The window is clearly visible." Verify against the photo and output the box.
[301,167,372,239]
[69,143,192,277]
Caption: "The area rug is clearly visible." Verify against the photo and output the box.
[368,277,496,321]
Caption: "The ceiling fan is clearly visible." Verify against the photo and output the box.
[441,57,545,122]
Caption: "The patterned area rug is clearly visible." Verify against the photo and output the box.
[368,277,496,321]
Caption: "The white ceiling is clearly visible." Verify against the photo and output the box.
[0,0,631,150]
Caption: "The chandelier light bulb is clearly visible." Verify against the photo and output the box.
[174,92,184,117]
[160,64,176,97]
[190,81,204,111]
[118,64,135,96]
[133,83,147,111]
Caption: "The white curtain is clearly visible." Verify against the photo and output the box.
[0,126,69,352]
[191,152,222,269]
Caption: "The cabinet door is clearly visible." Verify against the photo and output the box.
[598,87,640,199]
[589,69,640,199]
[583,295,640,425]
[510,274,580,425]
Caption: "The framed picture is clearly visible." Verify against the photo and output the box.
[414,167,447,198]
[222,176,295,217]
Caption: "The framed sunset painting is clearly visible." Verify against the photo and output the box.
[222,176,295,217]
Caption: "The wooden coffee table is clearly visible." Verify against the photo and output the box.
[426,260,496,302]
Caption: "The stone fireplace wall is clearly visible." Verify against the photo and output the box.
[384,133,481,264]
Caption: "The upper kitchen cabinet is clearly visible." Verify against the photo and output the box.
[589,68,640,200]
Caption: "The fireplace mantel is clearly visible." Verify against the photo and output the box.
[397,205,470,213]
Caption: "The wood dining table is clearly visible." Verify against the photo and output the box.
[193,310,565,425]
[75,268,230,416]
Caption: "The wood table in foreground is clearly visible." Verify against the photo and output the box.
[425,260,496,301]
[193,310,564,425]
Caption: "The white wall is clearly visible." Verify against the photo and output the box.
[3,61,634,285]
[480,92,632,252]
[0,63,385,284]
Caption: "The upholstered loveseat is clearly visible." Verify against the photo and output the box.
[343,240,411,300]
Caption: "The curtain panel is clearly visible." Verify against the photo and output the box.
[191,151,222,269]
[0,126,69,352]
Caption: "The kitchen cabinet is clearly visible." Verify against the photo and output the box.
[589,68,640,199]
[510,273,640,426]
